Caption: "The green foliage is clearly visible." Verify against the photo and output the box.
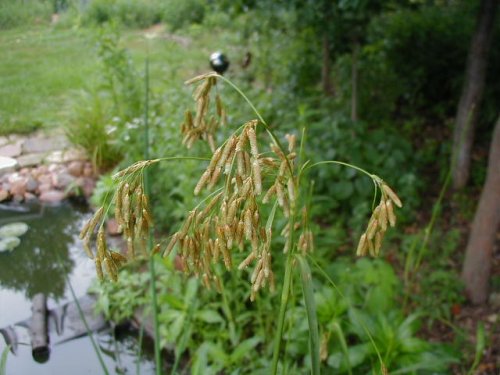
[82,0,163,28]
[402,229,465,324]
[316,258,458,373]
[90,173,118,210]
[66,25,143,170]
[66,90,123,171]
[94,24,143,120]
[96,255,458,373]
[162,0,205,31]
[91,267,149,323]
[370,4,474,121]
[468,323,486,375]
[302,109,419,229]
[80,0,205,30]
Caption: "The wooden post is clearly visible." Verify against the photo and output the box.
[30,293,50,363]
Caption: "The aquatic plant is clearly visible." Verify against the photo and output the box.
[0,222,28,253]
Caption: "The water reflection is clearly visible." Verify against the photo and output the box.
[0,202,88,300]
[0,202,156,373]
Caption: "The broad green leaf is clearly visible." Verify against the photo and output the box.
[327,343,372,371]
[206,342,229,363]
[195,310,224,324]
[192,344,209,375]
[230,337,261,363]
[161,294,185,309]
[183,278,198,305]
[468,322,486,375]
[170,314,185,342]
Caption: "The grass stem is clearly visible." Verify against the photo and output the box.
[271,251,294,375]
[143,57,162,375]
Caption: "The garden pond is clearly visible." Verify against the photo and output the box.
[0,201,155,374]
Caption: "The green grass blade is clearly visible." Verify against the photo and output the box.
[271,252,294,375]
[136,322,144,375]
[332,322,352,375]
[307,254,386,373]
[171,283,199,374]
[265,201,279,232]
[467,322,485,375]
[0,345,9,375]
[67,277,110,374]
[297,255,320,375]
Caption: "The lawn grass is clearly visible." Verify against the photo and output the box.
[0,23,244,136]
[0,26,100,135]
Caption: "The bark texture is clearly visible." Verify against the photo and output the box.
[451,0,498,189]
[462,114,500,304]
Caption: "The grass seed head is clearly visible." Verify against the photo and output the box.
[251,159,262,195]
[382,183,403,208]
[386,199,396,227]
[247,125,259,158]
[285,133,296,153]
[80,206,104,240]
[356,233,368,256]
[82,233,94,259]
[95,259,104,281]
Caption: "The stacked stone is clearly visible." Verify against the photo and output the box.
[0,133,95,204]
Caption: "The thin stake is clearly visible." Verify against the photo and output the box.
[143,57,162,375]
[66,276,109,374]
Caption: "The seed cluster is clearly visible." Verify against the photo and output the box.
[181,73,227,152]
[80,163,157,282]
[169,92,301,299]
[356,182,402,257]
[80,73,403,296]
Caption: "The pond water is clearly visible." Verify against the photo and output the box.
[0,202,155,374]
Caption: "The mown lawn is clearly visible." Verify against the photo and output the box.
[0,26,99,134]
[0,23,242,136]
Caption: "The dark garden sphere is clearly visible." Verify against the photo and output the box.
[210,52,230,74]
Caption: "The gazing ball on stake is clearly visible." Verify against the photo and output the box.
[210,52,229,74]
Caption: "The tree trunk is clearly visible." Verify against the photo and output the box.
[451,0,498,189]
[321,33,334,96]
[461,114,500,304]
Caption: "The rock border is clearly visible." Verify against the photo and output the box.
[0,132,96,204]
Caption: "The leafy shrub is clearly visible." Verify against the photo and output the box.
[66,90,123,171]
[66,25,143,171]
[297,106,420,230]
[82,0,163,28]
[96,256,458,373]
[162,0,205,31]
[372,4,473,121]
[402,228,466,324]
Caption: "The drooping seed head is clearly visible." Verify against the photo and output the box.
[382,184,402,208]
[386,200,396,227]
[356,233,368,256]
